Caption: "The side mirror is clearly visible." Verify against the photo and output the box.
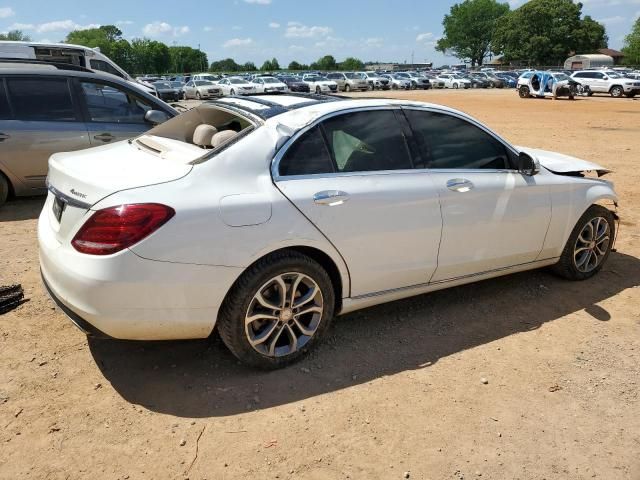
[602,76,608,80]
[144,110,169,125]
[518,152,540,176]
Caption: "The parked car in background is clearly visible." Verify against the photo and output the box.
[518,71,587,99]
[251,76,288,93]
[183,80,221,99]
[462,74,490,88]
[0,41,158,97]
[571,70,640,98]
[423,73,445,88]
[325,72,368,92]
[472,72,504,88]
[380,73,411,90]
[438,73,472,89]
[396,72,431,90]
[153,81,181,101]
[495,73,517,88]
[217,77,257,96]
[357,71,391,90]
[302,74,338,94]
[192,73,220,83]
[39,93,618,368]
[0,63,176,206]
[277,75,311,92]
[169,81,186,99]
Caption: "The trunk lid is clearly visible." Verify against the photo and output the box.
[45,135,199,243]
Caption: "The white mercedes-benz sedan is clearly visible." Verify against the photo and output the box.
[39,94,619,368]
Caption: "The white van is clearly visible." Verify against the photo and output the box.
[0,41,156,96]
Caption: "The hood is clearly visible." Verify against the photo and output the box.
[518,146,611,177]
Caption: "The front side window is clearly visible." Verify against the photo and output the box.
[6,77,76,121]
[322,110,412,173]
[81,81,152,124]
[0,80,10,119]
[405,110,510,170]
[279,126,334,176]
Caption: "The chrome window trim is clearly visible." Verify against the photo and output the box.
[271,104,522,181]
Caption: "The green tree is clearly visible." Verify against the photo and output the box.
[313,55,337,71]
[436,0,510,67]
[169,46,208,73]
[129,38,170,74]
[493,0,608,65]
[261,57,280,71]
[209,58,241,72]
[339,57,364,71]
[243,61,257,71]
[288,60,303,70]
[66,25,124,58]
[0,30,31,41]
[622,17,640,65]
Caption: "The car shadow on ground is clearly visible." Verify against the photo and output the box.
[0,197,45,222]
[89,251,640,418]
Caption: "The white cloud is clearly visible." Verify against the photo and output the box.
[9,20,100,33]
[416,32,434,42]
[223,37,254,48]
[269,22,280,28]
[600,15,626,25]
[142,21,189,37]
[0,6,14,18]
[285,21,332,38]
[364,37,383,48]
[244,0,271,4]
[203,26,213,32]
[116,20,134,26]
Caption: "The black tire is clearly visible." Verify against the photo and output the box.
[625,92,636,98]
[610,86,624,98]
[217,251,336,369]
[230,89,235,96]
[0,173,9,207]
[552,205,615,281]
[392,83,398,90]
[518,86,530,98]
[315,86,321,94]
[196,91,201,100]
[345,84,351,92]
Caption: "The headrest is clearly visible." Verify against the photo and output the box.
[192,124,218,147]
[212,130,238,148]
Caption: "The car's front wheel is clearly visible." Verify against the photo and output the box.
[518,86,530,98]
[610,86,624,98]
[552,205,615,281]
[217,251,335,369]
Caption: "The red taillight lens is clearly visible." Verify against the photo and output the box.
[71,204,175,255]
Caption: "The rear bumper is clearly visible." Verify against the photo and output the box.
[38,206,242,340]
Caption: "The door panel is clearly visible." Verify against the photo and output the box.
[276,172,442,296]
[429,171,551,281]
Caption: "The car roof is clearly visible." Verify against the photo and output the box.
[209,94,464,127]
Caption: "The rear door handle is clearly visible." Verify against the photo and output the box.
[313,190,350,206]
[0,133,9,141]
[94,133,115,142]
[446,178,474,192]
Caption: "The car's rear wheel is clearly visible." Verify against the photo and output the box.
[552,205,615,281]
[315,86,321,94]
[196,91,201,100]
[518,86,530,98]
[0,173,9,207]
[345,84,351,92]
[610,86,624,98]
[217,251,335,369]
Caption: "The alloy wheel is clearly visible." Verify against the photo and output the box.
[245,273,324,358]
[573,216,611,273]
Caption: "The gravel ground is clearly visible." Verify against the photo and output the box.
[1,89,639,480]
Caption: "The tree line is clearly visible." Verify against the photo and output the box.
[436,0,639,66]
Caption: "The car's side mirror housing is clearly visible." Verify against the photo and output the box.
[518,152,540,176]
[144,110,169,125]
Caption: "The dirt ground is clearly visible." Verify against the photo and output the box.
[1,89,639,480]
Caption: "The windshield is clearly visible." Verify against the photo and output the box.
[345,73,360,79]
[197,75,217,82]
[605,71,622,78]
[194,81,212,86]
[229,78,246,84]
[305,76,326,81]
[554,73,570,82]
[170,81,183,87]
[262,77,279,83]
[154,81,172,88]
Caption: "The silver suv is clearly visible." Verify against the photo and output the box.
[571,70,640,98]
[325,72,369,92]
[0,62,176,206]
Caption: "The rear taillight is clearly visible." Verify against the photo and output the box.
[71,204,175,255]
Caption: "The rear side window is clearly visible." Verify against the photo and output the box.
[90,59,125,78]
[405,110,510,170]
[6,77,76,121]
[0,80,10,119]
[81,82,152,124]
[279,126,334,176]
[322,110,412,172]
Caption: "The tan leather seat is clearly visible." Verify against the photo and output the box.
[211,130,237,148]
[192,124,218,148]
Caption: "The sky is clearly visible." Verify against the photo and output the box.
[1,0,639,67]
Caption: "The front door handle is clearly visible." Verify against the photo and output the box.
[446,178,474,192]
[313,190,350,206]
[94,133,115,142]
[0,133,9,142]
